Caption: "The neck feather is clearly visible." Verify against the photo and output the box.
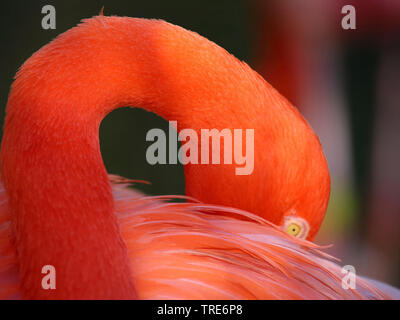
[0,16,329,298]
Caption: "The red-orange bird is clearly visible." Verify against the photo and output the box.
[0,16,398,299]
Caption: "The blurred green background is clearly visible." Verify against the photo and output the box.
[0,0,399,287]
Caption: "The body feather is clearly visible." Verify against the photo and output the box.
[1,179,397,300]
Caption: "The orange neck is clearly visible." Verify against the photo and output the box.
[1,16,329,298]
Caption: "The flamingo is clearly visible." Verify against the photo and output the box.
[0,15,398,300]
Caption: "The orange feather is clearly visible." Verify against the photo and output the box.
[0,16,398,299]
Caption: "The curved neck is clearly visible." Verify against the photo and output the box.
[1,16,329,298]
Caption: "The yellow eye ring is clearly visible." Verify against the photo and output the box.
[286,223,301,237]
[282,215,310,239]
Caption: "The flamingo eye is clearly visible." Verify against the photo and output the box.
[283,216,310,239]
[286,223,301,236]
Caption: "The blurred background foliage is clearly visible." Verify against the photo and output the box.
[0,0,399,286]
